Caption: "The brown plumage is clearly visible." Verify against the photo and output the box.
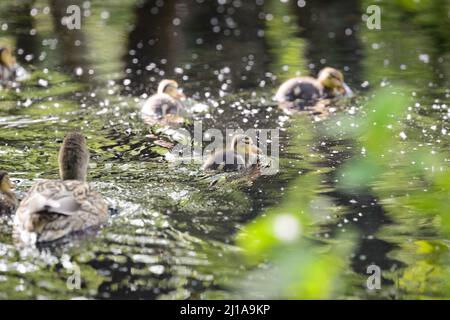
[274,67,352,113]
[202,134,262,172]
[141,79,186,126]
[14,132,108,244]
[0,171,18,215]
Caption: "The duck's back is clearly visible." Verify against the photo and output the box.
[274,77,323,109]
[141,93,181,118]
[202,150,247,172]
[14,180,108,243]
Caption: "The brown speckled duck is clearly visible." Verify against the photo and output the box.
[274,67,352,113]
[14,132,108,244]
[141,79,186,126]
[0,171,18,215]
[0,46,29,88]
[202,134,262,172]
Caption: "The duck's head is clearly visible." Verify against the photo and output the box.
[58,132,89,181]
[0,47,16,68]
[231,134,262,156]
[317,67,352,96]
[157,79,186,100]
[0,171,14,193]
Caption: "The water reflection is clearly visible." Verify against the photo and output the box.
[6,0,38,65]
[124,0,179,94]
[124,0,271,95]
[294,0,364,85]
[49,0,92,80]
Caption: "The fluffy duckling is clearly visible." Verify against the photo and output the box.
[0,171,18,215]
[14,132,108,244]
[141,79,186,126]
[202,134,262,172]
[0,46,28,88]
[274,67,352,112]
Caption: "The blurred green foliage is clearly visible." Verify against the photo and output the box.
[335,87,450,235]
[237,83,450,298]
[235,116,354,299]
[337,86,450,298]
[264,0,307,80]
[236,174,353,299]
[338,87,410,189]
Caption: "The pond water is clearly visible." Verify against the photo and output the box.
[0,0,449,299]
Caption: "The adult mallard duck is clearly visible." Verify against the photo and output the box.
[274,67,352,113]
[141,79,186,126]
[202,134,262,172]
[14,132,108,244]
[0,46,29,88]
[0,171,18,215]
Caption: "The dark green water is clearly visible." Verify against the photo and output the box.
[0,0,449,299]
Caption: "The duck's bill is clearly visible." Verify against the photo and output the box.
[342,82,353,97]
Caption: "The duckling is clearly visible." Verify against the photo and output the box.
[202,134,262,172]
[14,132,108,244]
[274,67,352,113]
[0,171,18,215]
[141,79,186,126]
[0,46,29,88]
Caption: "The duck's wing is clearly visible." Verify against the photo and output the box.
[141,94,180,118]
[14,180,108,243]
[17,181,78,216]
[275,77,323,106]
[202,150,246,171]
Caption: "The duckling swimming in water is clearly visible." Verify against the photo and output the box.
[0,46,29,88]
[202,134,262,172]
[141,79,186,126]
[0,171,18,215]
[274,67,352,113]
[14,132,108,244]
